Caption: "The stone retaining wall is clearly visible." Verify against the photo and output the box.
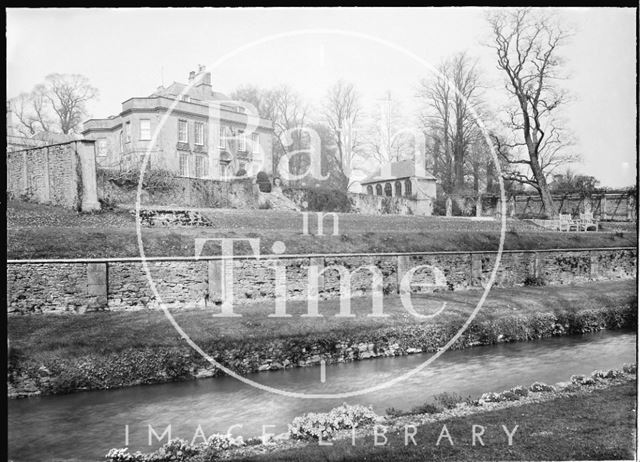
[7,248,636,314]
[283,188,433,216]
[6,140,100,211]
[98,175,260,209]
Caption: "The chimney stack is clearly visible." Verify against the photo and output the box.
[188,71,196,82]
[195,70,212,94]
[198,71,211,87]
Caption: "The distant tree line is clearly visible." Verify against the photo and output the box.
[229,8,596,218]
[10,9,626,219]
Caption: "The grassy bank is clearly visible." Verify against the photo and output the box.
[103,369,637,461]
[8,281,636,397]
[7,201,636,258]
[239,376,637,461]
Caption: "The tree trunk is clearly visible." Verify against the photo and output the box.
[529,152,556,217]
[486,160,494,193]
[453,144,464,190]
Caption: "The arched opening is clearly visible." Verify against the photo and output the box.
[384,183,392,197]
[404,179,412,197]
[375,184,383,196]
[367,185,374,195]
[395,181,402,197]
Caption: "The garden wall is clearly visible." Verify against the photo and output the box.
[349,193,433,216]
[7,247,636,314]
[6,140,100,211]
[456,192,636,220]
[98,174,260,209]
[283,188,433,216]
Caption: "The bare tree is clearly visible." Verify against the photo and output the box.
[323,80,362,187]
[231,84,309,178]
[230,85,277,121]
[271,85,309,179]
[44,74,98,134]
[488,8,576,216]
[362,91,417,168]
[10,93,40,136]
[9,74,98,137]
[450,53,481,190]
[10,87,54,137]
[418,52,482,194]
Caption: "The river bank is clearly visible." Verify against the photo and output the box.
[102,365,637,462]
[237,372,638,462]
[9,330,635,461]
[8,280,636,398]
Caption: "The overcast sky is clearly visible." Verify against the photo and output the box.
[6,7,637,188]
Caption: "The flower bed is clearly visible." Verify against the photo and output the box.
[104,363,637,462]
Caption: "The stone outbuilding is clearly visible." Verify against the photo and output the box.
[361,159,437,215]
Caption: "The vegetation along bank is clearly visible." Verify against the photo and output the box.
[8,280,636,398]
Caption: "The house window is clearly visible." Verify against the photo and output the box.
[178,120,188,143]
[179,153,189,177]
[119,131,124,153]
[194,156,208,178]
[395,181,402,196]
[219,126,227,149]
[375,184,383,196]
[384,183,392,197]
[405,179,412,197]
[140,119,151,141]
[251,132,260,153]
[96,138,108,157]
[238,131,247,152]
[182,95,190,102]
[124,121,131,143]
[366,185,373,195]
[195,122,204,146]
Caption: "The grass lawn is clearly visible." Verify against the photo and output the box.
[6,201,637,258]
[8,280,636,358]
[238,381,637,461]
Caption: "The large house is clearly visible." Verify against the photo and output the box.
[82,67,274,180]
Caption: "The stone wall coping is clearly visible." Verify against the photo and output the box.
[6,138,95,155]
[6,246,636,265]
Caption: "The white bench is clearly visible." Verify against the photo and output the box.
[557,214,579,232]
[579,212,599,232]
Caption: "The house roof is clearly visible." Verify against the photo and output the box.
[361,159,436,184]
[151,82,230,102]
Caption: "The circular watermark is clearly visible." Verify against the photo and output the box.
[135,29,507,399]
